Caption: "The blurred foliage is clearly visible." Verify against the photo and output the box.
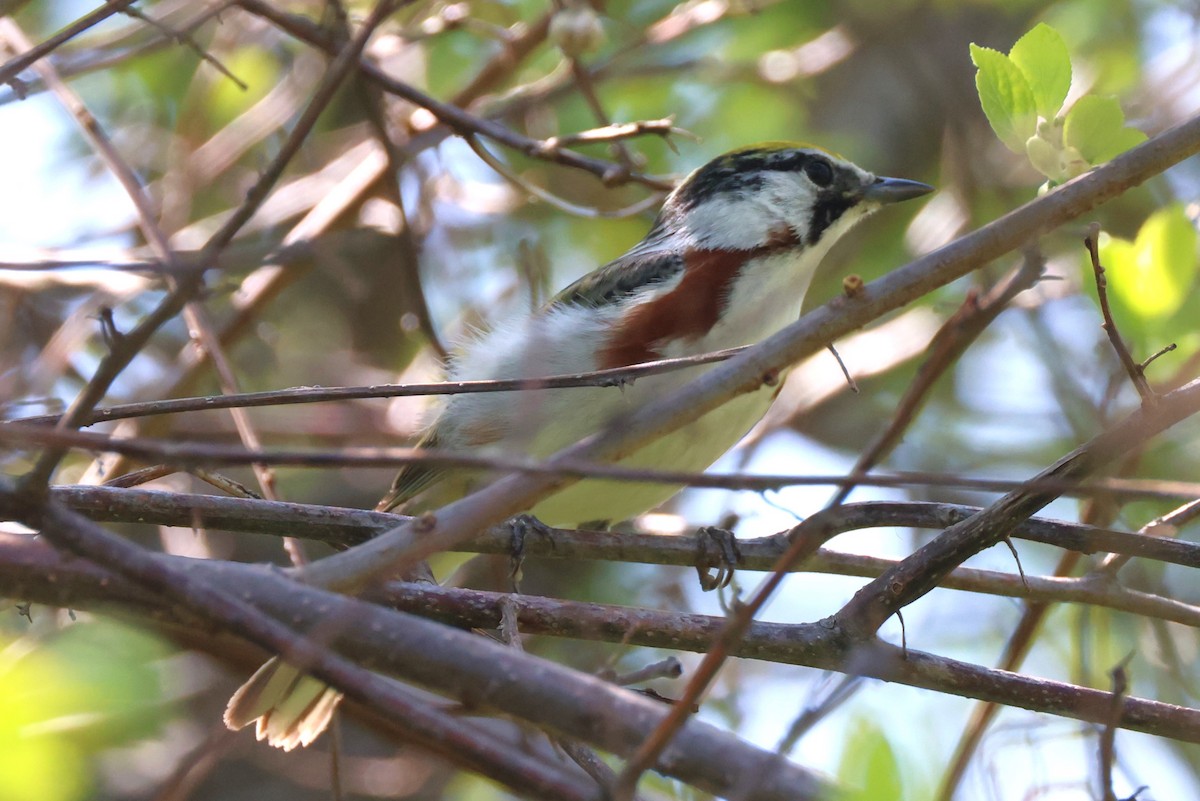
[0,619,172,801]
[838,719,908,801]
[1100,204,1200,351]
[1,0,1199,799]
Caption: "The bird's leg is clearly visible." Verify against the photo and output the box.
[506,513,552,592]
[695,525,741,590]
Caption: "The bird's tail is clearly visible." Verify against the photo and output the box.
[224,656,344,751]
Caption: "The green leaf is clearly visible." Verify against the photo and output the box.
[970,44,1038,153]
[205,48,277,129]
[839,720,905,801]
[1100,125,1149,162]
[1064,95,1146,163]
[1009,23,1072,119]
[1103,205,1199,320]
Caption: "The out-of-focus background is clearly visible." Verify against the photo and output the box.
[2,0,1199,799]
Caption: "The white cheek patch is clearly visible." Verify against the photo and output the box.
[684,196,768,250]
[683,172,823,250]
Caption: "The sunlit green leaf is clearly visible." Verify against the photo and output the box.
[970,44,1037,153]
[1063,95,1146,163]
[1102,205,1198,320]
[1009,23,1071,119]
[1099,125,1149,162]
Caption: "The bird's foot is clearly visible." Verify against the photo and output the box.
[696,525,741,591]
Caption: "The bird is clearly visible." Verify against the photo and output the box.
[224,142,933,749]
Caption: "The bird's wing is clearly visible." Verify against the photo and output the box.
[375,427,445,512]
[548,230,685,310]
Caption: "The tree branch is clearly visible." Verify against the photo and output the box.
[0,485,833,801]
[4,529,1198,745]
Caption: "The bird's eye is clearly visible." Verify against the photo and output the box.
[804,159,833,187]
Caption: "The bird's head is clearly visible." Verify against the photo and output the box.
[654,142,933,252]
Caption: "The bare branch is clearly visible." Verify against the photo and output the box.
[0,0,139,89]
[48,486,1200,625]
[235,0,675,191]
[0,485,834,801]
[8,421,1200,504]
[4,528,1198,747]
[12,346,752,426]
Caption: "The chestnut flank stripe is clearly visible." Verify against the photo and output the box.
[598,249,747,369]
[599,230,800,369]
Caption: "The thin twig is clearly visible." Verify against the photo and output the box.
[538,118,693,152]
[829,250,1044,506]
[13,345,752,426]
[1140,342,1177,371]
[119,3,248,89]
[465,133,666,218]
[0,0,139,89]
[1099,653,1133,801]
[11,420,1200,505]
[1084,224,1155,403]
[567,57,638,176]
[235,0,675,191]
[824,343,858,393]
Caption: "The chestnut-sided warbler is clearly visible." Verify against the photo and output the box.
[225,142,932,749]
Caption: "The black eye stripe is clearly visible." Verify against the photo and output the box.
[675,149,841,209]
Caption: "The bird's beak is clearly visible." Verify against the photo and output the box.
[862,176,934,205]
